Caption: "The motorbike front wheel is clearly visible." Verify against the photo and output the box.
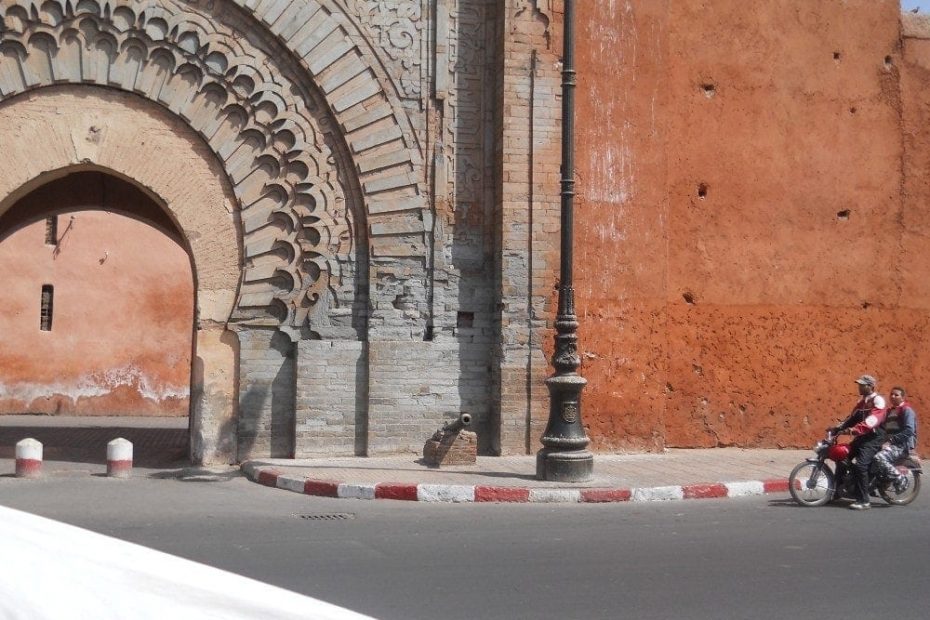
[789,461,835,507]
[878,467,921,506]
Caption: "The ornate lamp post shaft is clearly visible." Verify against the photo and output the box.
[536,0,593,482]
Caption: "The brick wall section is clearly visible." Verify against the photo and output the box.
[366,339,494,455]
[295,340,366,457]
[494,1,564,455]
[237,328,296,460]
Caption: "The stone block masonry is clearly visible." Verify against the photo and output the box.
[366,339,492,455]
[237,329,296,461]
[295,340,366,457]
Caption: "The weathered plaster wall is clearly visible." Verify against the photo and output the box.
[0,204,193,416]
[576,0,930,454]
[898,12,930,456]
[574,0,670,451]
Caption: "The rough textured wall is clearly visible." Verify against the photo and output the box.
[576,0,930,453]
[665,0,906,450]
[574,0,670,451]
[0,201,193,417]
[898,13,930,456]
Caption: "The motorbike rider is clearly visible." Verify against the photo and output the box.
[872,386,918,493]
[830,374,887,510]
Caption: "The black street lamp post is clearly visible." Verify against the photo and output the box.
[536,0,594,482]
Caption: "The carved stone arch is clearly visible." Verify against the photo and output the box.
[0,0,369,335]
[228,0,430,273]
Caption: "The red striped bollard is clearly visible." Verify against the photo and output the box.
[15,438,43,478]
[107,438,133,478]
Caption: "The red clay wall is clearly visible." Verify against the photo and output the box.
[0,178,193,417]
[577,0,930,454]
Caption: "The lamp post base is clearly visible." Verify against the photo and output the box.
[536,448,594,482]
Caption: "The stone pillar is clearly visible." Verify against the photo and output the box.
[492,1,564,455]
[190,327,238,465]
[236,328,296,460]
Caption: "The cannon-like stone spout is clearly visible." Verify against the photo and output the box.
[443,413,472,434]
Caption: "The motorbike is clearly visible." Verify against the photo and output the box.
[789,430,922,507]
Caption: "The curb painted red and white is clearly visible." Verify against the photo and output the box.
[241,462,789,504]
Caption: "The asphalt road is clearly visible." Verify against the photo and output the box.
[2,469,929,619]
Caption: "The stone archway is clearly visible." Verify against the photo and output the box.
[0,87,241,464]
[0,0,435,461]
[0,0,431,329]
[0,172,195,421]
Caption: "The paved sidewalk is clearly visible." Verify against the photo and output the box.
[0,415,811,504]
[242,448,808,504]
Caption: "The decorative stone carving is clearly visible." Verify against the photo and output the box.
[225,0,430,266]
[0,0,349,330]
[347,0,423,100]
[0,0,432,331]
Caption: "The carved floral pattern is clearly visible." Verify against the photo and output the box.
[349,0,422,99]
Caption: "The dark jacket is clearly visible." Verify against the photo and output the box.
[884,402,918,452]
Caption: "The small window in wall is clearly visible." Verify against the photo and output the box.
[40,285,53,331]
[44,216,58,246]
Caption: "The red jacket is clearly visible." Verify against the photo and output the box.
[841,392,887,436]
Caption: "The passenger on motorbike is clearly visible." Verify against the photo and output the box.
[830,374,887,510]
[872,386,918,494]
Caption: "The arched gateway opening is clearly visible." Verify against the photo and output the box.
[0,87,242,465]
[0,172,195,464]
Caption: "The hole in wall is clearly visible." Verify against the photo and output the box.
[682,291,696,305]
[701,83,716,98]
[884,55,893,67]
[849,106,857,114]
[833,51,841,61]
[44,215,57,246]
[837,210,850,220]
[697,184,708,199]
[40,284,53,331]
[456,311,475,328]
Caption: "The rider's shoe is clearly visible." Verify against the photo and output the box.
[894,475,910,494]
[849,501,871,510]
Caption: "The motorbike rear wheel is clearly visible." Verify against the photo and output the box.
[878,467,921,506]
[789,461,835,507]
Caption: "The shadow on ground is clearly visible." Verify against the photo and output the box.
[0,424,188,468]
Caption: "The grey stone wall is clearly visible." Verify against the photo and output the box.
[295,339,366,456]
[238,329,296,460]
[366,338,494,455]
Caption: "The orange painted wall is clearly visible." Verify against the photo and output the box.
[0,182,194,416]
[576,0,930,454]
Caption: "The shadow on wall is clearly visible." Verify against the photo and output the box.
[236,331,295,460]
[355,340,369,456]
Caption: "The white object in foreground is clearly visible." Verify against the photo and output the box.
[106,437,133,478]
[14,438,42,478]
[0,505,375,620]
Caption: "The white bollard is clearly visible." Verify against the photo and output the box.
[106,438,133,478]
[15,438,43,478]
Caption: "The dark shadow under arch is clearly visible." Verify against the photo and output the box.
[0,171,186,249]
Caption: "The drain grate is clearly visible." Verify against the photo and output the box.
[293,513,356,521]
